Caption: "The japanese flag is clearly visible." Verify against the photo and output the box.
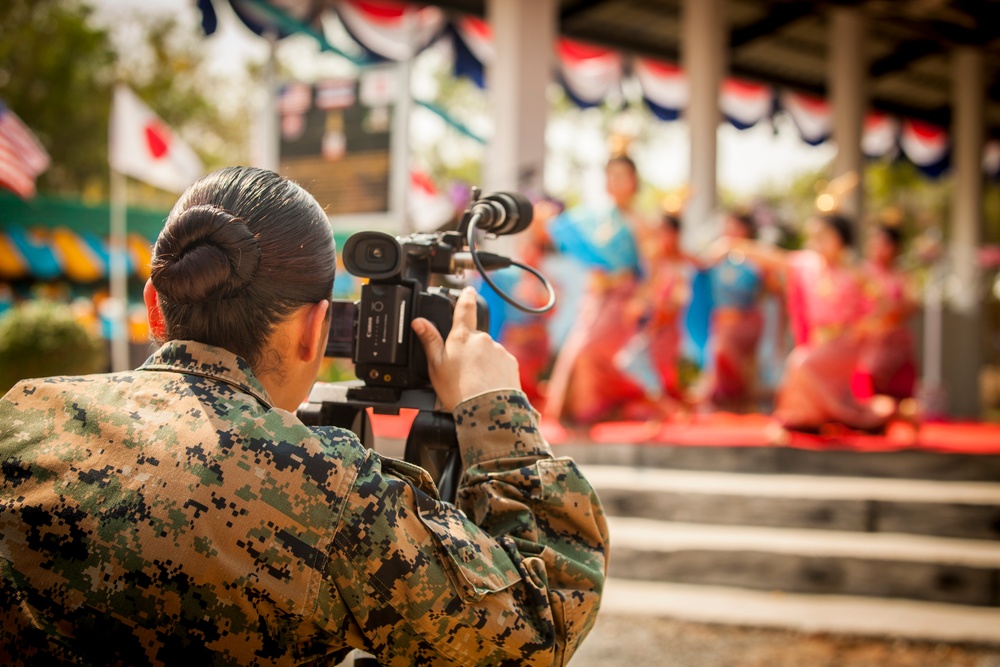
[110,84,204,193]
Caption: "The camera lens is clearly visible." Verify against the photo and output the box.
[343,231,403,280]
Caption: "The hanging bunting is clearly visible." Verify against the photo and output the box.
[226,0,324,39]
[333,0,446,61]
[900,119,950,178]
[861,111,899,159]
[720,78,772,130]
[634,58,688,121]
[449,16,493,88]
[556,39,623,109]
[779,91,831,146]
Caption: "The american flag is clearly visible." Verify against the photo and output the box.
[0,100,50,199]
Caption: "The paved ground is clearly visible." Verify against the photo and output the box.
[570,615,1000,667]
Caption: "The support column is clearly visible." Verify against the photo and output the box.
[682,0,724,251]
[485,0,556,194]
[943,47,985,418]
[828,7,867,230]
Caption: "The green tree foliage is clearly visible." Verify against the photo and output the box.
[0,301,106,393]
[0,0,252,198]
[0,0,116,194]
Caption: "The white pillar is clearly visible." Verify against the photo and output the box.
[828,7,867,230]
[252,32,280,172]
[485,0,555,194]
[944,46,985,418]
[682,0,724,251]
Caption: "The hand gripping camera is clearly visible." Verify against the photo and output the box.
[298,188,555,501]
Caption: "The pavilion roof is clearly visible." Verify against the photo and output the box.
[424,0,1000,138]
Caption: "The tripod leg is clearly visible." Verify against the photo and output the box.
[403,410,461,503]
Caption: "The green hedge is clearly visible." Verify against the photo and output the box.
[0,301,106,393]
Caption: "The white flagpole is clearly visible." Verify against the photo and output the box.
[109,167,130,372]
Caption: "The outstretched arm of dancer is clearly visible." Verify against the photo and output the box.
[703,236,790,275]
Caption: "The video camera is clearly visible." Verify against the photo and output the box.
[297,188,555,501]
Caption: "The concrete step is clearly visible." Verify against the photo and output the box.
[607,517,1000,607]
[587,465,1000,540]
[555,442,1000,482]
[596,578,1000,646]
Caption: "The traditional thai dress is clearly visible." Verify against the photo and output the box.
[854,264,917,400]
[543,205,644,424]
[704,255,764,410]
[776,251,887,431]
[643,258,691,401]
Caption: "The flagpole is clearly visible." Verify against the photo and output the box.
[109,167,129,372]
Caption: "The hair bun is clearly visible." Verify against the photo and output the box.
[151,204,260,304]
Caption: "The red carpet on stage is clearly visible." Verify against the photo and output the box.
[367,409,1000,456]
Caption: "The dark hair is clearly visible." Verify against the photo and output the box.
[817,213,854,248]
[877,224,902,250]
[662,214,682,232]
[728,212,757,239]
[151,166,336,370]
[606,154,637,175]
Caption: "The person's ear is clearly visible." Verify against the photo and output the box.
[298,300,330,363]
[143,279,166,340]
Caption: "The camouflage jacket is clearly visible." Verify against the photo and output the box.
[0,340,608,666]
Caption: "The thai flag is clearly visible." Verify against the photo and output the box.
[0,100,50,199]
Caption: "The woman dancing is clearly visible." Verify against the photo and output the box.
[542,155,648,424]
[700,212,769,412]
[711,214,893,433]
[855,224,917,402]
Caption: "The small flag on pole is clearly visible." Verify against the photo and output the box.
[0,100,51,199]
[110,85,203,193]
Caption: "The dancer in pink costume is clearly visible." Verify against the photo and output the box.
[710,214,893,433]
[855,224,917,402]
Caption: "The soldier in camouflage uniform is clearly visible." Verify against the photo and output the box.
[0,167,608,666]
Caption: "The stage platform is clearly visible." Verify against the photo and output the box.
[368,411,1000,482]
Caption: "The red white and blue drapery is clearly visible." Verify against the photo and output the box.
[203,0,987,179]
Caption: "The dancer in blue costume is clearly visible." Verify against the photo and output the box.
[541,155,651,424]
[700,213,768,411]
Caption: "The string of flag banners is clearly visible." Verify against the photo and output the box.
[204,0,994,180]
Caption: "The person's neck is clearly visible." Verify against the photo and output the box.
[258,375,297,412]
[255,351,310,413]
